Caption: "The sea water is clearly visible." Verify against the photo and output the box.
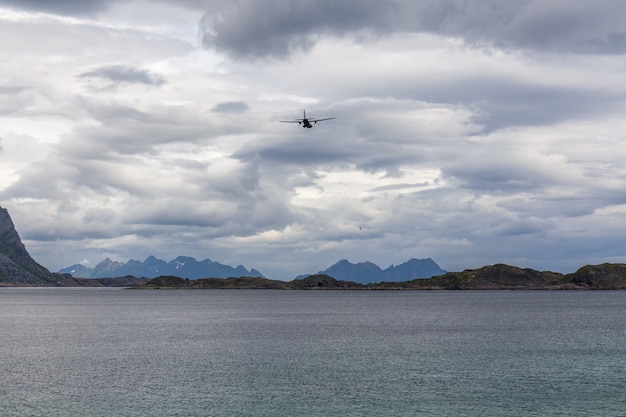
[0,288,624,416]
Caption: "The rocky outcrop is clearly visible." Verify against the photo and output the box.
[404,264,566,290]
[568,264,626,289]
[290,274,363,289]
[0,206,146,287]
[0,206,60,285]
[391,263,626,290]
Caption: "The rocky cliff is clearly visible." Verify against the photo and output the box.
[0,206,61,285]
[0,206,146,287]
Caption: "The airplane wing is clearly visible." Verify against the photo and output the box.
[280,119,304,123]
[310,117,335,122]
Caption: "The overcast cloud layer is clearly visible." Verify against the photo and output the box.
[1,0,626,279]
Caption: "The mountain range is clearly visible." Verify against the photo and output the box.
[308,258,447,284]
[59,256,446,283]
[59,256,264,279]
[4,204,626,290]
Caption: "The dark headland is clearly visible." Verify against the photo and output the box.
[2,205,626,289]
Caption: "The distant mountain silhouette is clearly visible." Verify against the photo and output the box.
[59,255,264,279]
[381,258,448,281]
[307,258,446,284]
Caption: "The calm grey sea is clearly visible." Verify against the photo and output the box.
[0,288,624,417]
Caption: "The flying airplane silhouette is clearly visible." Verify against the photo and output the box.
[280,110,335,128]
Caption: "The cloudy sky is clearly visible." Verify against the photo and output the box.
[2,0,626,279]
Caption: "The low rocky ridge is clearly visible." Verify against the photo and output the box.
[375,263,626,290]
[143,264,626,290]
[386,264,571,290]
[143,274,362,290]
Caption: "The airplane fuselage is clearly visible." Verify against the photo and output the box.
[281,110,334,128]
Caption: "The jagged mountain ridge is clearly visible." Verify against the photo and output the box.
[64,256,445,282]
[59,255,265,279]
[308,258,447,284]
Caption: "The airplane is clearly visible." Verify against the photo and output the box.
[280,110,335,128]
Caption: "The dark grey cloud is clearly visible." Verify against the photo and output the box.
[212,101,250,113]
[236,137,355,167]
[200,0,398,59]
[200,0,626,59]
[234,132,425,177]
[78,65,166,87]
